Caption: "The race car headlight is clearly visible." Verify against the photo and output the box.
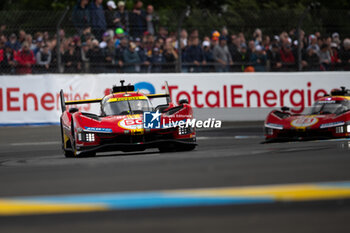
[78,132,95,142]
[336,126,344,134]
[178,126,192,135]
[264,123,283,130]
[86,133,95,142]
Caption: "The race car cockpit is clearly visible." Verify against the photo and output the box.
[102,97,153,116]
[310,100,350,115]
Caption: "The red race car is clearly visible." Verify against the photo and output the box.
[264,87,350,141]
[60,81,196,157]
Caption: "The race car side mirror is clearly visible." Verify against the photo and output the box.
[179,99,189,105]
[69,108,79,114]
[281,106,290,112]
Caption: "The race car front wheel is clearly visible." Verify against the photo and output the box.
[61,120,74,158]
[70,119,96,158]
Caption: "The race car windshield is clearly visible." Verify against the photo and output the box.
[103,99,152,116]
[310,100,350,115]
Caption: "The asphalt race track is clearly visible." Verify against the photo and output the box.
[1,123,350,233]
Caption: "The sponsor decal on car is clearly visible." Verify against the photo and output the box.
[84,127,113,133]
[108,96,147,102]
[319,121,345,129]
[118,118,143,130]
[291,117,318,128]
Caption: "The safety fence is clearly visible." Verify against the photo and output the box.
[0,8,350,75]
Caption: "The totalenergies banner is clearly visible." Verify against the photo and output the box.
[0,72,349,125]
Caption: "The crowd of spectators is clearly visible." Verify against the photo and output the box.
[1,0,350,74]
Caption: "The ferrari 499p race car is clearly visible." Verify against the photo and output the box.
[265,87,350,141]
[60,81,196,157]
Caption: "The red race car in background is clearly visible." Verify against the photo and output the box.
[264,87,350,141]
[60,81,196,157]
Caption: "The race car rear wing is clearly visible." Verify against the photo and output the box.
[60,89,102,113]
[60,82,172,113]
[145,82,172,105]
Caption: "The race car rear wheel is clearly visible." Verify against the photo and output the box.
[70,120,96,158]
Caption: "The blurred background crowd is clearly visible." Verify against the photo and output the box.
[0,0,350,74]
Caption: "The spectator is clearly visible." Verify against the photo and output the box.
[267,44,282,71]
[262,35,270,51]
[330,42,341,70]
[0,45,16,74]
[134,37,150,72]
[339,38,350,71]
[105,1,119,31]
[307,34,320,55]
[80,42,90,72]
[163,40,178,72]
[116,36,128,69]
[145,5,158,35]
[150,47,164,73]
[86,39,105,73]
[63,42,82,73]
[5,33,21,51]
[15,42,35,74]
[202,40,214,72]
[319,44,331,71]
[175,29,188,50]
[183,37,205,72]
[103,38,116,73]
[250,45,267,72]
[228,34,241,63]
[81,27,95,43]
[130,1,147,38]
[72,0,90,35]
[332,32,341,48]
[25,34,36,51]
[115,1,129,32]
[35,44,52,73]
[280,44,295,70]
[123,42,141,72]
[221,27,229,40]
[158,27,168,41]
[99,32,110,49]
[89,0,107,40]
[18,30,26,44]
[247,40,255,58]
[302,47,320,71]
[253,28,262,46]
[213,36,232,72]
[237,43,250,72]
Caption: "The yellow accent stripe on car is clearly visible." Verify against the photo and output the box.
[107,96,147,102]
[65,99,102,105]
